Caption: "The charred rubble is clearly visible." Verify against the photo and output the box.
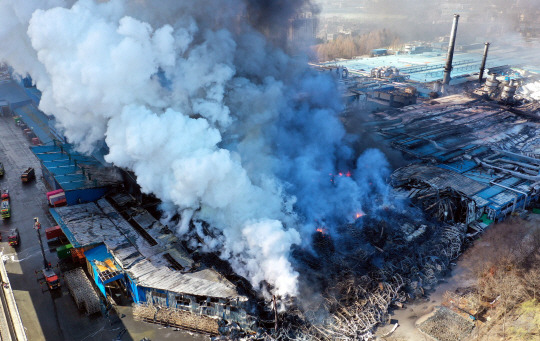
[215,207,468,340]
[220,91,540,339]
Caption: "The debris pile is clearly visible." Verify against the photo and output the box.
[64,268,101,315]
[391,164,484,224]
[443,290,483,319]
[281,213,468,340]
[312,275,405,340]
[417,306,474,341]
[133,303,219,335]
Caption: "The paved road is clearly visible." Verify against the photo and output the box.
[0,115,206,341]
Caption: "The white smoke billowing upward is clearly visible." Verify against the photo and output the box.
[0,0,395,298]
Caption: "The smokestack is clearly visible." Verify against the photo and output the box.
[479,42,490,83]
[442,14,460,85]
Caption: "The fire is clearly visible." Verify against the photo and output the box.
[355,211,365,219]
[330,170,352,183]
[316,227,326,234]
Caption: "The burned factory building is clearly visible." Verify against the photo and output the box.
[2,2,540,341]
[362,94,540,225]
[49,194,254,335]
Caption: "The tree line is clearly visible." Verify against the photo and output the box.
[314,28,402,62]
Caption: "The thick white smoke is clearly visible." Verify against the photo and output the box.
[0,0,304,297]
[0,0,394,298]
[519,80,540,101]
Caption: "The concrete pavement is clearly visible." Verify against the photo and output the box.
[1,113,207,340]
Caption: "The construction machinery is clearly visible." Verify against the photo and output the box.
[34,218,60,290]
[21,167,35,183]
[8,228,19,246]
[1,191,10,219]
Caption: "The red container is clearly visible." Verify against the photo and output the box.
[45,225,64,240]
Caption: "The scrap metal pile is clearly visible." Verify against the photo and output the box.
[257,211,470,341]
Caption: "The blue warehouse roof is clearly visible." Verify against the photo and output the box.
[321,49,517,83]
[31,144,109,191]
[13,104,56,145]
[0,80,32,108]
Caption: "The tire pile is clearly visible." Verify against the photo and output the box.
[64,268,101,315]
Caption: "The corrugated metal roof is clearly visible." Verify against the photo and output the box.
[394,164,487,196]
[131,262,243,300]
[0,81,31,106]
[51,198,244,300]
[13,103,55,144]
[471,194,490,208]
[439,159,478,174]
[490,191,518,206]
[321,50,514,83]
[32,144,114,191]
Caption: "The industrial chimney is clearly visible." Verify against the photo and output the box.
[442,14,460,85]
[479,42,490,83]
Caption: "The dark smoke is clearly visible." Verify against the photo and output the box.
[0,0,401,299]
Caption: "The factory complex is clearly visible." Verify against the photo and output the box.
[1,10,540,340]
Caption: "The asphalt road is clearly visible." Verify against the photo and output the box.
[0,115,206,341]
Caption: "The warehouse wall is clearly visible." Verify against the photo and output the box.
[65,187,109,205]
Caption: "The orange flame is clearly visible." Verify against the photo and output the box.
[355,212,365,219]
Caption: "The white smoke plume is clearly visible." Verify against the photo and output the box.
[0,0,394,298]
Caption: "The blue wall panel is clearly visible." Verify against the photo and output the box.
[65,187,109,205]
[126,274,141,303]
[41,163,61,191]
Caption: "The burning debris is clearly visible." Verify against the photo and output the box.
[391,164,484,224]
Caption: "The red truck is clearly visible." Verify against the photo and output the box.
[8,228,19,247]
